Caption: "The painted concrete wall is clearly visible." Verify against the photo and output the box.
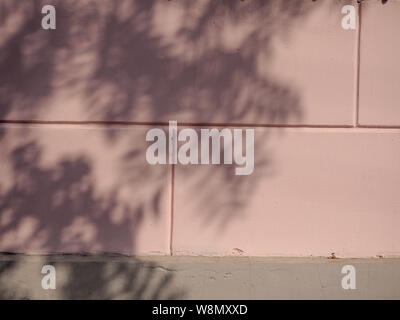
[0,0,399,257]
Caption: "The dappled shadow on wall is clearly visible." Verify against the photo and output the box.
[0,256,185,299]
[0,0,348,298]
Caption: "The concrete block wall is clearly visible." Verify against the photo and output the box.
[0,0,399,257]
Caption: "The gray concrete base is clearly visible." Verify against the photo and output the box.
[0,254,399,299]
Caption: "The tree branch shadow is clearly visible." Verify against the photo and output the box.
[0,0,349,299]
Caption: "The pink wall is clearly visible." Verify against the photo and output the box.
[0,0,399,257]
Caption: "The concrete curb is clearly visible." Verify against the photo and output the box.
[0,254,399,299]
